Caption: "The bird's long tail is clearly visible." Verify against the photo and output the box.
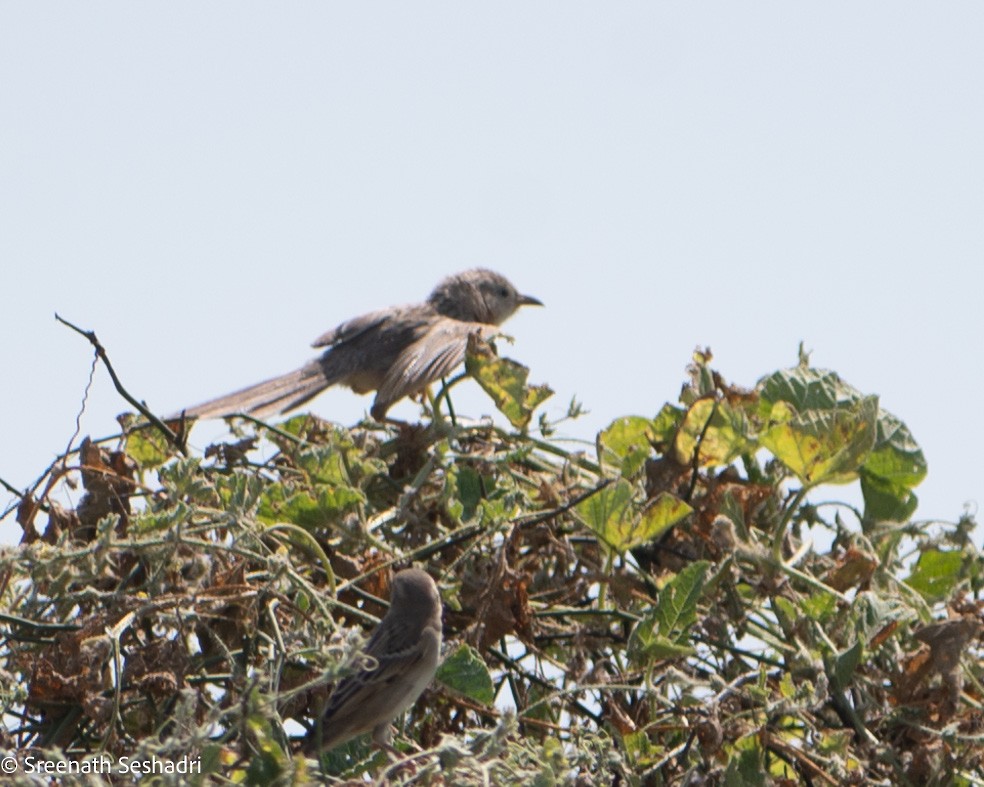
[173,361,330,421]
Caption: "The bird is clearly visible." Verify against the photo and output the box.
[307,568,444,754]
[174,269,542,422]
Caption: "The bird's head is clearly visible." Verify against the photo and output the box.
[387,568,442,622]
[429,269,542,325]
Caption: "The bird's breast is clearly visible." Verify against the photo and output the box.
[343,370,388,395]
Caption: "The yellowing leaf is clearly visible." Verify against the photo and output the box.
[674,398,748,468]
[465,337,553,429]
[576,480,691,553]
[597,416,654,477]
[759,396,878,485]
[124,423,172,469]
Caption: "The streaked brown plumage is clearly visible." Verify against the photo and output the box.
[307,568,443,754]
[175,269,541,421]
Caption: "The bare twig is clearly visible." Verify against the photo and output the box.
[55,313,187,455]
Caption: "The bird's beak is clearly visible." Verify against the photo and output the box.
[519,294,544,307]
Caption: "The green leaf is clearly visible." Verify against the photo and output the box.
[465,338,554,429]
[576,479,633,547]
[650,403,685,448]
[816,729,853,758]
[277,413,318,437]
[622,729,658,766]
[674,398,749,468]
[215,472,265,517]
[533,737,567,786]
[830,639,863,691]
[436,644,495,705]
[251,440,378,529]
[258,484,365,529]
[758,366,862,413]
[864,409,928,488]
[724,737,768,787]
[859,470,919,523]
[656,561,710,633]
[771,595,798,633]
[759,396,878,485]
[859,410,927,521]
[629,561,710,662]
[576,480,691,553]
[906,548,965,601]
[243,710,288,785]
[758,365,926,510]
[777,672,797,699]
[597,416,654,477]
[629,634,695,661]
[197,744,222,778]
[454,465,483,522]
[297,447,350,486]
[296,444,384,487]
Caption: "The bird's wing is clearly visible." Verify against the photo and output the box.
[311,305,422,348]
[372,319,495,417]
[322,635,427,720]
[315,618,434,749]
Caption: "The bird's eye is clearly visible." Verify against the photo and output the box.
[499,287,510,298]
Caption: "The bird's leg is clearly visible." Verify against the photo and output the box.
[420,384,440,420]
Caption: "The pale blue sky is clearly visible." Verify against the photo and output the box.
[2,4,982,537]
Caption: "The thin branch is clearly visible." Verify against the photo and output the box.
[55,313,187,455]
[487,645,604,727]
[684,395,718,502]
[513,477,614,530]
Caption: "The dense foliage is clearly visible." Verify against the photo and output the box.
[1,344,982,786]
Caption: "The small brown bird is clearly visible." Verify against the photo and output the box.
[307,568,443,754]
[176,269,541,421]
